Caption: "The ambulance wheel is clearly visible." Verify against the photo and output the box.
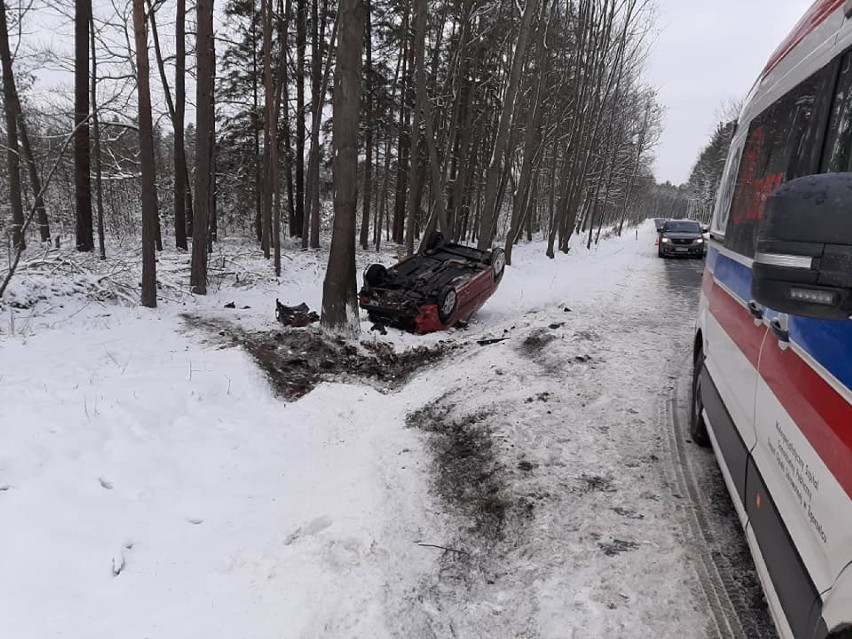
[691,347,711,447]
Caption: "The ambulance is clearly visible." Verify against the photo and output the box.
[692,1,852,637]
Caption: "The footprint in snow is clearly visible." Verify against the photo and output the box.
[284,515,333,545]
[112,541,134,577]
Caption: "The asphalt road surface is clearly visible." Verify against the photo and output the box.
[657,255,777,639]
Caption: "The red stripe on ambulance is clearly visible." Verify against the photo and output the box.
[762,0,845,78]
[705,276,852,499]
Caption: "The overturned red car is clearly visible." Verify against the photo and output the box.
[358,233,505,333]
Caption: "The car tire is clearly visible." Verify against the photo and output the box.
[364,264,388,288]
[490,248,506,284]
[658,248,665,258]
[437,286,458,324]
[690,346,711,447]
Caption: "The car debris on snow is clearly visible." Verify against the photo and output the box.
[275,299,319,327]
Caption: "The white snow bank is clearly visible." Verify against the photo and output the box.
[1,222,713,638]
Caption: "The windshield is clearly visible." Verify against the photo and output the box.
[664,221,702,233]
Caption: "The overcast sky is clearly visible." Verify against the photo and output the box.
[645,0,814,185]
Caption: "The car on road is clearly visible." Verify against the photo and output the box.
[358,233,505,333]
[692,3,852,638]
[657,219,706,258]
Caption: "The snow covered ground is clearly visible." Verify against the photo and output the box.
[0,223,771,638]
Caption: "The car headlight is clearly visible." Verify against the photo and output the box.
[661,237,671,243]
[696,238,704,244]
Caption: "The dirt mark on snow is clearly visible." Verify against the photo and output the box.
[404,389,541,609]
[182,314,455,400]
[407,400,511,542]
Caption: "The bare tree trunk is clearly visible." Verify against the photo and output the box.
[252,26,262,244]
[391,5,411,245]
[377,129,392,250]
[359,0,372,250]
[295,0,307,237]
[146,0,190,247]
[133,0,158,308]
[449,52,478,241]
[261,0,274,258]
[321,0,364,334]
[413,15,448,242]
[17,115,49,243]
[477,0,537,249]
[307,0,322,249]
[191,0,215,294]
[0,127,83,297]
[89,0,105,258]
[88,0,106,260]
[403,0,423,256]
[302,15,338,249]
[274,0,292,275]
[0,0,23,249]
[75,0,93,251]
[504,0,550,264]
[261,0,291,270]
[209,132,217,248]
[175,0,190,244]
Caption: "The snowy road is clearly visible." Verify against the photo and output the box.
[0,223,776,638]
[387,240,776,638]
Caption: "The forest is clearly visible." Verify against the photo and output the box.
[0,0,732,331]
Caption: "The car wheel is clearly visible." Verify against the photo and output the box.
[690,347,711,447]
[364,264,387,288]
[658,248,664,258]
[437,286,458,323]
[490,248,506,284]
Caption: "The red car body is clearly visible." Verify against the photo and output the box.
[358,235,505,333]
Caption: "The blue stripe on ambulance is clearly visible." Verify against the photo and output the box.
[707,246,852,392]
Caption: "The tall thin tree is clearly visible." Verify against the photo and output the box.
[0,0,25,250]
[75,0,94,251]
[175,0,190,245]
[191,0,215,294]
[148,0,191,249]
[477,0,538,250]
[295,0,307,237]
[358,0,372,250]
[321,0,364,333]
[260,0,274,257]
[133,0,158,307]
[89,0,106,258]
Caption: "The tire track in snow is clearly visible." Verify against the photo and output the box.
[660,377,745,638]
[660,353,777,639]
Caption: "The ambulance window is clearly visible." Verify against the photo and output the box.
[822,53,852,172]
[783,93,816,179]
[725,70,827,257]
[713,141,741,235]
